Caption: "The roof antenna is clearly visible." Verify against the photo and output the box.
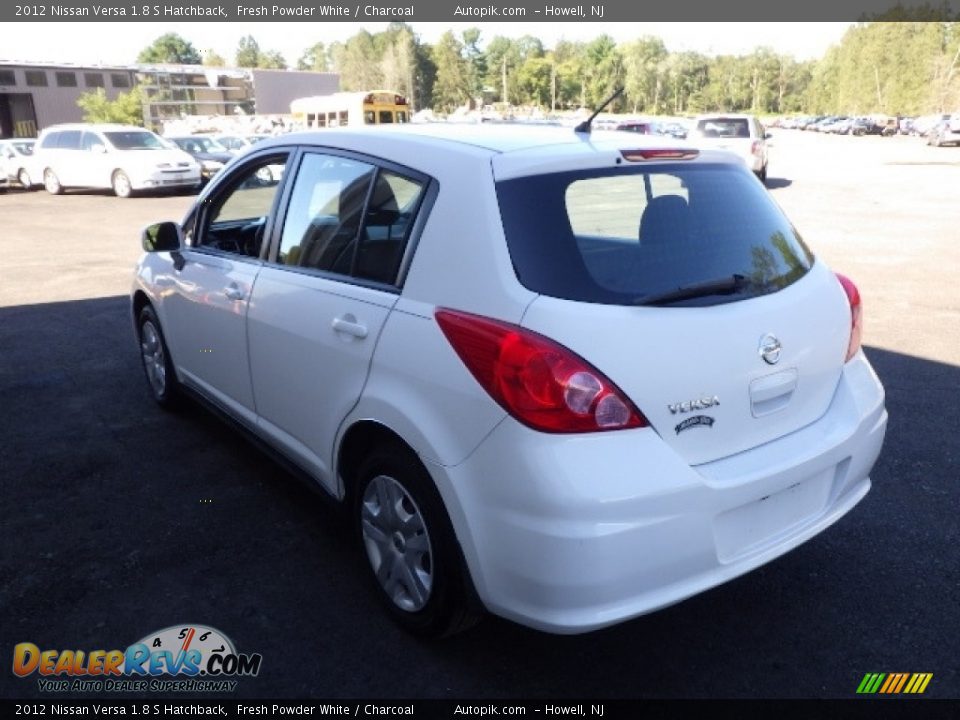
[574,86,624,135]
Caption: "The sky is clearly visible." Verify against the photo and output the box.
[4,22,853,66]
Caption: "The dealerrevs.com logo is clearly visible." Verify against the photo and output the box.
[13,625,262,693]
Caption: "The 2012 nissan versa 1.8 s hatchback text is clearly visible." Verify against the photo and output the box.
[131,124,887,636]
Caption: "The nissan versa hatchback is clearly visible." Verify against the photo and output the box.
[131,125,887,636]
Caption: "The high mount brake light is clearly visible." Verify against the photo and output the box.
[836,273,863,362]
[435,309,648,433]
[620,149,699,161]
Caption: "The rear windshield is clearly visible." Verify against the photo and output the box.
[495,163,814,306]
[696,118,750,138]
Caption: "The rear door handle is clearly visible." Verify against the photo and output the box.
[224,283,245,301]
[332,314,368,339]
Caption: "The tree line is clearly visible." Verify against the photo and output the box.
[134,21,960,117]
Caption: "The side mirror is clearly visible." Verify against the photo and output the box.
[764,132,773,139]
[142,221,182,252]
[91,143,107,154]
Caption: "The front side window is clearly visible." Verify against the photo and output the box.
[198,155,288,257]
[277,153,425,284]
[496,163,814,306]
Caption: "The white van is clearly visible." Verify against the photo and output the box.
[35,124,201,198]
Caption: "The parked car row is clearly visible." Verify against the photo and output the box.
[0,123,287,198]
[4,123,202,198]
[775,115,898,135]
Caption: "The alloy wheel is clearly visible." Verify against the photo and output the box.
[360,474,434,612]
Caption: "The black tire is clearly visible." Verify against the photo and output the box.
[137,305,181,409]
[44,169,63,195]
[756,164,768,183]
[18,169,32,188]
[354,442,480,637]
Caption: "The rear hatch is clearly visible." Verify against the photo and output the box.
[493,156,850,466]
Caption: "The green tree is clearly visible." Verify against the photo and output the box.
[331,31,383,90]
[258,50,287,69]
[622,36,668,112]
[235,35,261,68]
[298,42,330,72]
[201,49,227,67]
[377,23,419,105]
[582,35,624,110]
[431,31,471,113]
[137,33,201,65]
[462,28,487,100]
[77,87,144,125]
[552,40,586,109]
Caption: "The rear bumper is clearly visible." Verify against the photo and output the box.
[430,350,886,634]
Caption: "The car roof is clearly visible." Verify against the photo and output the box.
[695,114,757,120]
[39,123,151,133]
[247,123,743,181]
[259,123,721,156]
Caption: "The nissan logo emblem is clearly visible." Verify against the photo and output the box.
[759,333,782,365]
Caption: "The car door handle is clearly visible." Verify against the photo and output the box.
[332,315,368,339]
[224,284,245,301]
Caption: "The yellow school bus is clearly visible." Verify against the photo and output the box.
[291,91,410,129]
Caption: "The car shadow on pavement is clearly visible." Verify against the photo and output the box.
[0,296,957,699]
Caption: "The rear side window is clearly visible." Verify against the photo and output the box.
[277,153,425,285]
[496,163,814,306]
[44,130,82,150]
[39,132,62,149]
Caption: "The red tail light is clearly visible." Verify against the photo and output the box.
[621,148,699,162]
[836,274,862,362]
[435,309,648,433]
[751,140,763,156]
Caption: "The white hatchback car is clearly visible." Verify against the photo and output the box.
[35,123,200,197]
[132,125,887,636]
[689,114,770,182]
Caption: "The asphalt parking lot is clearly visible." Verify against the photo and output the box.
[1,130,958,700]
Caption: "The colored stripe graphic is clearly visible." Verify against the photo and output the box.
[857,673,932,694]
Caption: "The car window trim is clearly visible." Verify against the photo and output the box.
[263,144,434,292]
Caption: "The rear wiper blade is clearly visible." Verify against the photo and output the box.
[634,274,751,306]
